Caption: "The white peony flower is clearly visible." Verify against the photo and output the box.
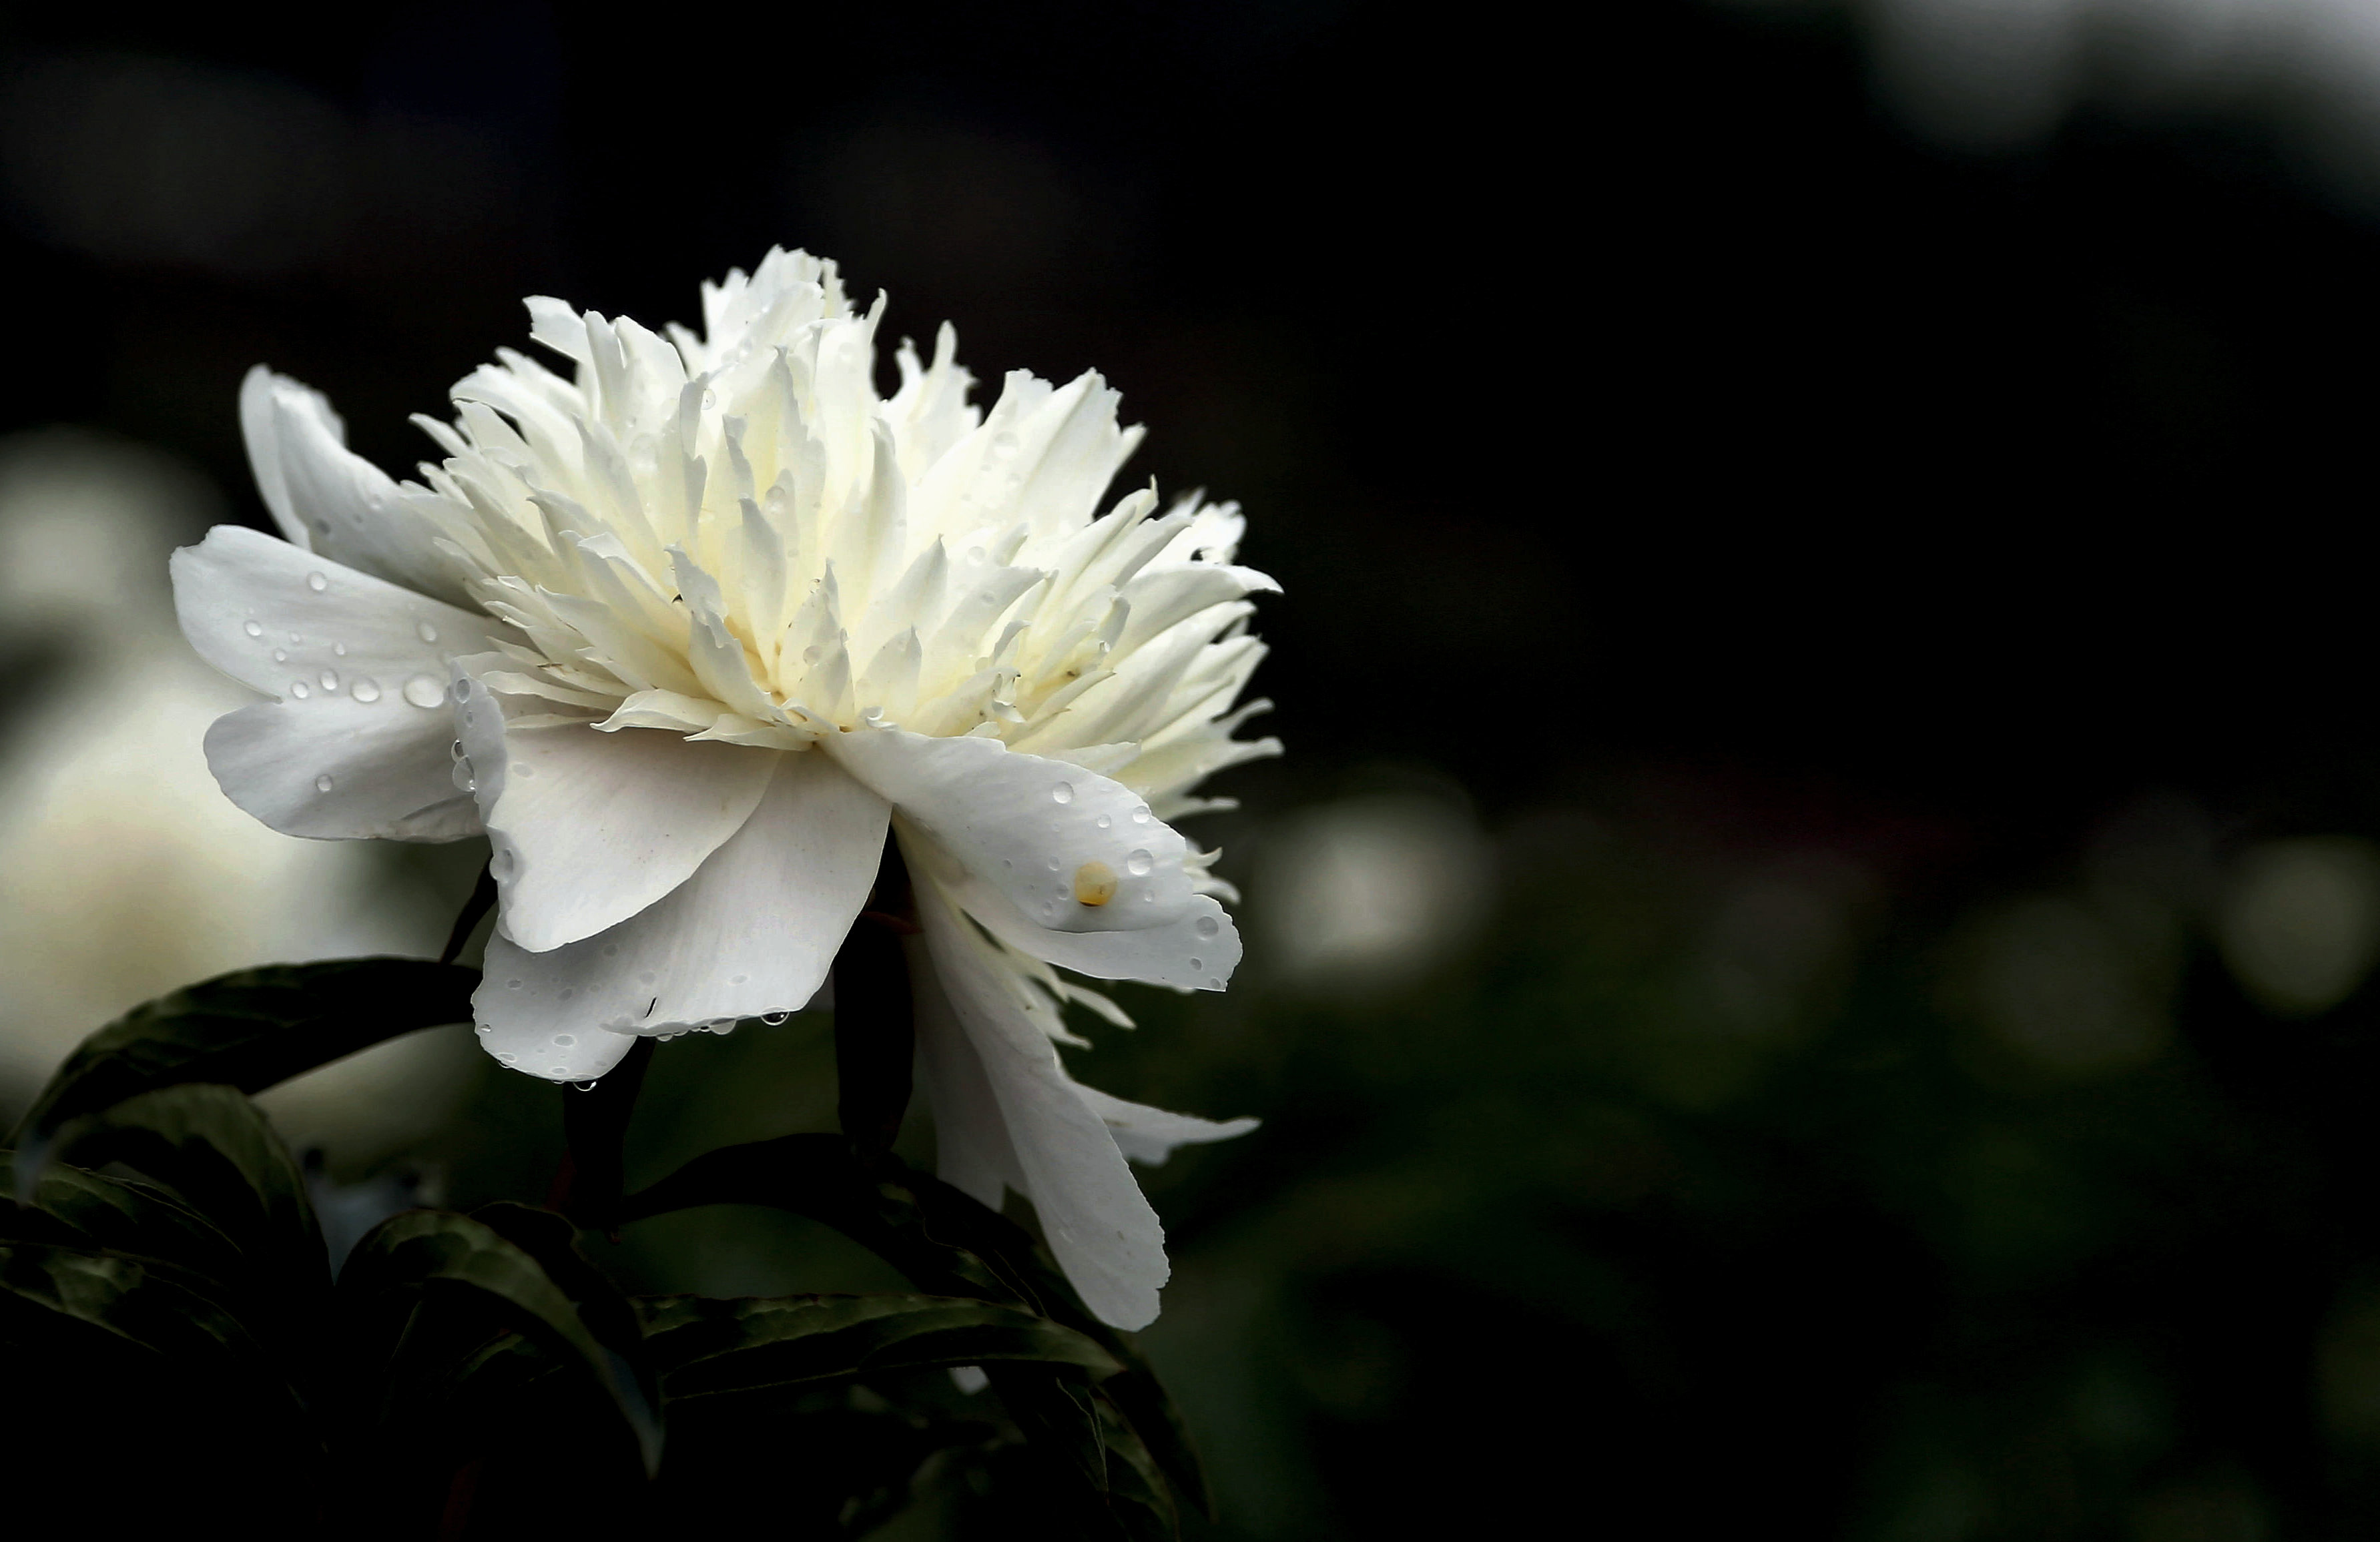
[169,249,1277,1327]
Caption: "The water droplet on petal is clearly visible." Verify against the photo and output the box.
[1073,861,1118,906]
[762,1011,791,1025]
[452,677,475,701]
[1195,915,1219,937]
[1095,814,1112,829]
[551,1066,570,1077]
[1131,807,1150,824]
[1125,849,1153,876]
[1207,978,1223,990]
[404,675,445,709]
[490,847,515,878]
[290,681,310,699]
[288,631,302,643]
[351,677,380,703]
[1051,782,1075,805]
[332,642,347,657]
[991,430,1020,459]
[242,620,264,638]
[306,572,328,592]
[558,987,574,1002]
[553,1034,575,1046]
[320,669,339,692]
[416,621,439,643]
[314,774,334,793]
[451,757,476,792]
[729,973,749,985]
[475,1024,491,1035]
[507,979,522,989]
[1047,857,1061,872]
[273,649,288,663]
[571,1080,597,1090]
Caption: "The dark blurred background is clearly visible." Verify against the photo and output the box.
[9,1,2380,1536]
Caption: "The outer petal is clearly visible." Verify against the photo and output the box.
[453,672,781,952]
[1072,1086,1257,1166]
[828,728,1196,934]
[241,367,472,606]
[908,840,1242,991]
[474,749,889,1064]
[909,948,1026,1210]
[910,866,1167,1329]
[170,526,508,841]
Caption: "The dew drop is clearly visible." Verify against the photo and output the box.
[314,774,334,793]
[490,847,515,879]
[1125,849,1153,876]
[272,649,288,663]
[416,621,439,643]
[729,973,749,985]
[512,762,535,778]
[475,1024,491,1036]
[551,1066,569,1077]
[639,970,658,985]
[1131,807,1151,824]
[1195,915,1219,937]
[1051,782,1075,804]
[452,677,475,701]
[450,739,466,761]
[290,681,310,699]
[332,642,347,657]
[306,572,328,592]
[497,1052,517,1063]
[1047,857,1062,872]
[507,979,523,990]
[288,631,302,643]
[762,1011,791,1025]
[403,675,445,708]
[1040,901,1057,919]
[1096,814,1112,829]
[320,669,340,692]
[1189,957,1204,971]
[553,1034,577,1048]
[1207,978,1223,990]
[242,620,264,639]
[1073,860,1119,906]
[558,987,575,1002]
[451,758,476,792]
[571,1080,597,1090]
[991,430,1020,459]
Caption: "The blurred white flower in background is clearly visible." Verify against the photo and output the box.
[1738,0,2380,199]
[1255,793,1490,994]
[2216,836,2380,1016]
[0,430,473,1162]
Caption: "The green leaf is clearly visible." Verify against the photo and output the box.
[339,1208,663,1476]
[8,957,479,1194]
[42,1084,326,1280]
[635,1292,1120,1405]
[0,1239,311,1431]
[0,1148,246,1286]
[620,1135,1211,1521]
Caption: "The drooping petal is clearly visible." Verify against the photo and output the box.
[829,728,1197,934]
[474,1016,641,1084]
[906,841,1241,991]
[908,945,1027,1210]
[451,671,781,952]
[1071,1085,1258,1166]
[909,864,1167,1330]
[170,526,509,840]
[240,368,472,606]
[474,749,889,1060]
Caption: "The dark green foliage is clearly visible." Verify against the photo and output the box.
[0,961,1209,1538]
[8,958,479,1190]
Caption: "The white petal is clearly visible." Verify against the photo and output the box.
[240,368,471,606]
[909,841,1241,991]
[452,672,782,952]
[829,728,1196,935]
[910,946,1026,1209]
[911,869,1167,1329]
[170,526,508,841]
[1071,1085,1257,1166]
[473,1015,641,1084]
[475,749,888,1061]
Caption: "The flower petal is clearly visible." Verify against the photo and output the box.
[829,727,1195,934]
[1071,1085,1257,1166]
[909,948,1026,1210]
[910,867,1167,1329]
[908,841,1241,991]
[453,673,782,952]
[240,367,472,607]
[473,1016,641,1084]
[474,749,888,1061]
[170,525,508,840]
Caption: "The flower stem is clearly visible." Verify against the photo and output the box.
[834,839,917,1163]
